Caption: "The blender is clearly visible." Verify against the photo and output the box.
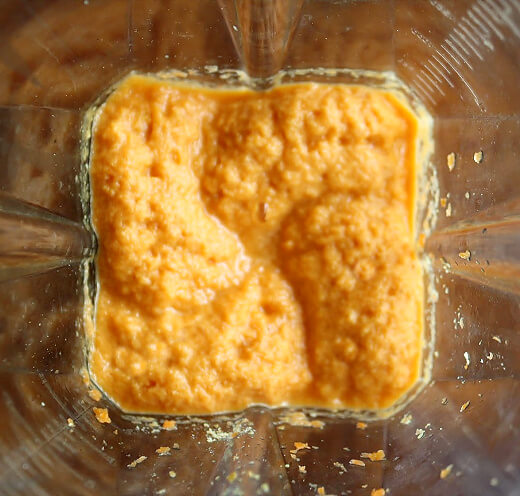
[1,1,519,494]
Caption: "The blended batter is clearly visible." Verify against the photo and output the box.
[89,75,423,414]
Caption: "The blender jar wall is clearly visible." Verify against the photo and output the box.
[0,1,519,495]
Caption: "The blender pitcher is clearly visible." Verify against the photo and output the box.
[0,1,520,495]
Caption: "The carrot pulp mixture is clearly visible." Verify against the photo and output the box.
[89,75,423,414]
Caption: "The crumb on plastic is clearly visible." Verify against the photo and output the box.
[227,471,237,482]
[169,470,176,478]
[349,459,366,467]
[162,420,177,430]
[298,465,307,474]
[93,407,111,424]
[291,442,310,454]
[447,152,456,171]
[279,412,324,429]
[492,336,502,343]
[445,202,452,217]
[127,455,147,468]
[440,464,453,479]
[317,487,325,496]
[81,368,90,385]
[464,351,470,370]
[356,422,367,430]
[400,413,412,425]
[360,449,386,461]
[441,397,448,405]
[458,250,471,261]
[415,428,425,439]
[156,446,171,456]
[88,388,102,402]
[67,418,75,427]
[371,489,386,496]
[333,461,347,472]
[460,401,470,412]
[172,442,180,450]
[473,151,483,164]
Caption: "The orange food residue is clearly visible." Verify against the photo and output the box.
[89,75,425,414]
[93,407,111,424]
[162,420,176,430]
[156,446,171,456]
[88,389,102,402]
[361,449,386,461]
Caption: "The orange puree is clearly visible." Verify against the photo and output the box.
[89,75,423,414]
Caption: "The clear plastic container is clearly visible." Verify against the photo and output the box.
[1,1,519,495]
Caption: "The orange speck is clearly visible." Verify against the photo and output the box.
[440,464,453,479]
[127,455,147,468]
[458,250,471,261]
[162,419,176,430]
[447,152,456,171]
[360,449,386,461]
[156,446,171,455]
[93,407,111,424]
[292,442,310,453]
[88,389,102,402]
[80,368,90,385]
[227,471,237,482]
